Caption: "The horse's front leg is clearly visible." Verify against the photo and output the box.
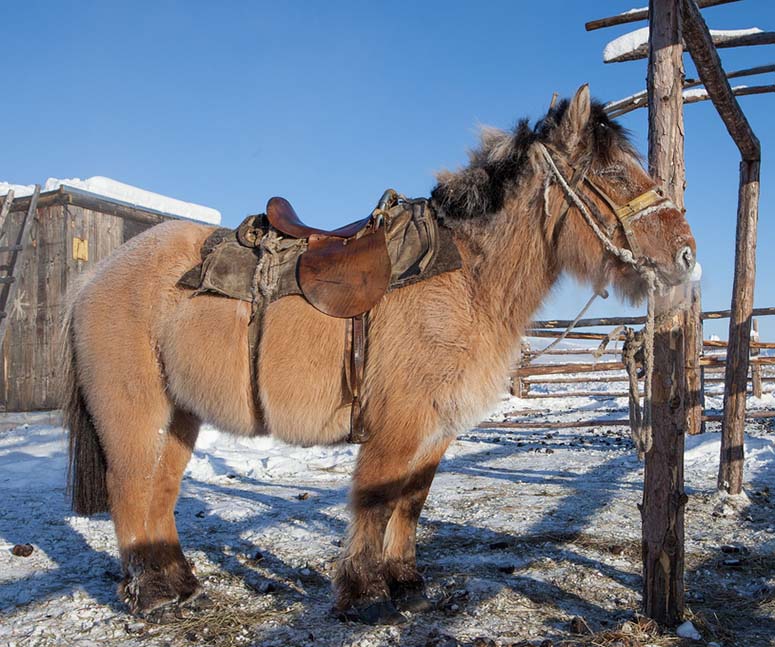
[334,428,419,624]
[383,435,451,612]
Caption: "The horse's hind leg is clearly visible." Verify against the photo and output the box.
[138,409,203,614]
[101,400,199,615]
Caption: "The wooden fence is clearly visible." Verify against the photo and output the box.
[507,309,774,432]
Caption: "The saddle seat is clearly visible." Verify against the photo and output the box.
[266,196,372,239]
[266,196,392,319]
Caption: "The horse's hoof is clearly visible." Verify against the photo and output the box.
[393,589,434,614]
[338,599,407,625]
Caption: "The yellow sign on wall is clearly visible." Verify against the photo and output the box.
[72,237,88,262]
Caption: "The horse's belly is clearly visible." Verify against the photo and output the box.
[160,293,265,436]
[258,296,351,445]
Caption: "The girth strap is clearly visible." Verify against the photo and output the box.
[347,314,368,443]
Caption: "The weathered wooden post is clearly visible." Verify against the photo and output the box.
[686,276,705,435]
[751,319,762,398]
[641,0,687,626]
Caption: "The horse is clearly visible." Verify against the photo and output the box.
[63,85,695,625]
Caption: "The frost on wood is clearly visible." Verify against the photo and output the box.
[0,176,221,224]
[603,26,764,62]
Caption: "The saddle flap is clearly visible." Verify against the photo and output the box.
[298,229,391,318]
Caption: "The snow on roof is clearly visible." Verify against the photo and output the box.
[0,176,221,225]
[603,26,764,63]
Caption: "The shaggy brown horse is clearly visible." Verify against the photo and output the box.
[63,86,695,624]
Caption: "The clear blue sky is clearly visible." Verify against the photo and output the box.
[3,1,773,339]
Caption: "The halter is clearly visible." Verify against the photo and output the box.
[537,142,675,269]
[536,142,677,460]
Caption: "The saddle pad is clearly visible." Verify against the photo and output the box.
[298,229,391,318]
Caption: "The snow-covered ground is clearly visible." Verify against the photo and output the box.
[0,177,221,224]
[1,372,773,646]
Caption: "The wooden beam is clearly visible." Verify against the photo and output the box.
[524,348,622,356]
[585,0,739,31]
[513,361,626,377]
[532,314,646,328]
[523,375,636,385]
[681,0,761,160]
[526,330,626,341]
[705,340,775,349]
[608,84,775,118]
[475,410,775,431]
[532,305,775,331]
[523,390,637,399]
[605,29,775,64]
[702,306,775,320]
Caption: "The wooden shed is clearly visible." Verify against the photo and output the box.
[1,185,213,411]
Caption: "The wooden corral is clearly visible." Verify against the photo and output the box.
[0,187,180,411]
[513,313,775,410]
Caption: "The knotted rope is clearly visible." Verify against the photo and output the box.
[537,142,660,460]
[250,229,283,320]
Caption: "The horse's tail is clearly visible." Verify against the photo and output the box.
[62,299,109,515]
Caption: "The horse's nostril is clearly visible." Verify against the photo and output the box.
[677,246,694,272]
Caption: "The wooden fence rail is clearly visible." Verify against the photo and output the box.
[514,311,775,411]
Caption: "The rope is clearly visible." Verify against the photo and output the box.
[537,144,638,268]
[537,142,660,460]
[250,229,283,320]
[528,291,603,362]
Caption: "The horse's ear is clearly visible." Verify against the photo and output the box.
[561,84,591,145]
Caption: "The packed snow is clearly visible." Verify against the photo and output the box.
[603,27,764,63]
[0,176,221,224]
[1,348,773,646]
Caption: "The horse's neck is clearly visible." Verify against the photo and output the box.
[458,199,559,352]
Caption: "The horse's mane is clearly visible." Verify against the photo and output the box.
[431,99,633,222]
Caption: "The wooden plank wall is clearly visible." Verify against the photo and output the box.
[2,203,163,411]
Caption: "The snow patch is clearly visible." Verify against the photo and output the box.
[676,620,702,640]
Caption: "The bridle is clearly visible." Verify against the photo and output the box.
[535,142,679,460]
[537,142,675,269]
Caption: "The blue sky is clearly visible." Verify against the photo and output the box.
[3,1,773,338]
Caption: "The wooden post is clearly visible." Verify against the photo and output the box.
[686,278,705,434]
[642,0,686,626]
[718,159,760,493]
[751,319,762,398]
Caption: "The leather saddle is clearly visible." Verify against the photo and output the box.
[266,196,391,319]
